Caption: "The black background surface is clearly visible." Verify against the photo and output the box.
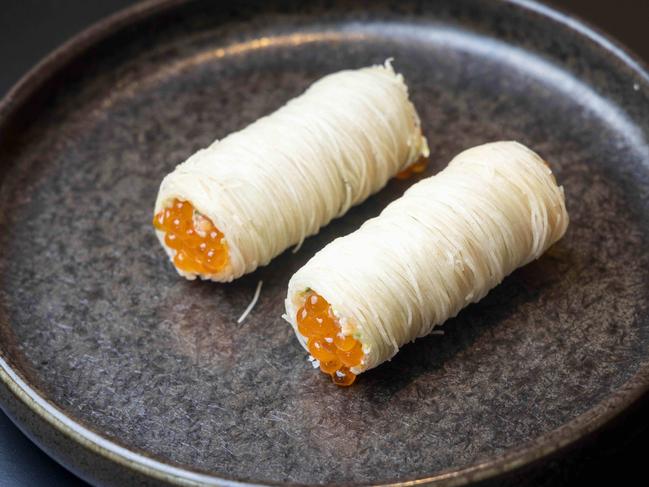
[1,1,648,486]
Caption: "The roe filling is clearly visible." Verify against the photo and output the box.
[296,291,363,386]
[395,156,428,180]
[153,199,228,275]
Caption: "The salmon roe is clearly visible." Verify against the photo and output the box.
[153,199,228,275]
[297,291,364,386]
[395,156,428,180]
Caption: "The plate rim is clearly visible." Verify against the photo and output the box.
[1,0,649,485]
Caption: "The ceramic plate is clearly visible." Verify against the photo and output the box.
[1,0,649,485]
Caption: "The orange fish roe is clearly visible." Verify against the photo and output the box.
[395,156,428,180]
[153,199,228,275]
[296,291,363,386]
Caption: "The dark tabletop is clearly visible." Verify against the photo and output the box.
[1,1,648,486]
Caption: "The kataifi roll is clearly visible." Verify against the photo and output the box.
[153,62,429,281]
[284,141,569,385]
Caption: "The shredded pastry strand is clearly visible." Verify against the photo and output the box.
[285,141,569,378]
[154,62,429,281]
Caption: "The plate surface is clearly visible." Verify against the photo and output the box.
[1,0,649,485]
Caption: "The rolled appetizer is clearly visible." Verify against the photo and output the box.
[284,141,569,386]
[153,62,429,281]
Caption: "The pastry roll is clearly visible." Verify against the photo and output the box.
[284,141,569,385]
[153,63,429,281]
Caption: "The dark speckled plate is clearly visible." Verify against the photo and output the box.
[1,0,649,485]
